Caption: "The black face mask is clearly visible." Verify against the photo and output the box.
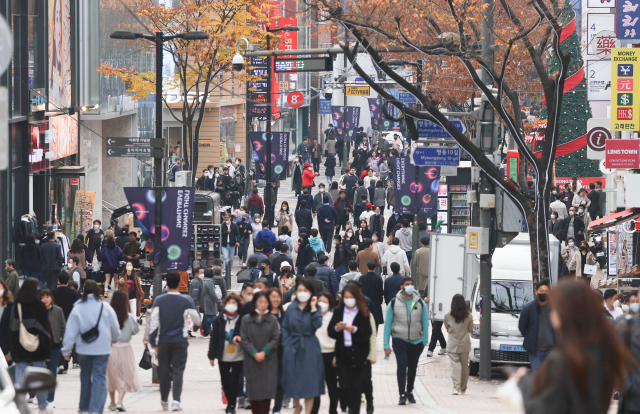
[303,192,308,195]
[537,293,548,302]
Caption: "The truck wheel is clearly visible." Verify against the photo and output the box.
[469,361,479,376]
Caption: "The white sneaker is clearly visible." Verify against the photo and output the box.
[39,407,54,414]
[108,402,117,411]
[438,349,447,355]
[172,402,182,411]
[427,351,433,357]
[452,390,459,395]
[116,402,126,411]
[161,401,169,411]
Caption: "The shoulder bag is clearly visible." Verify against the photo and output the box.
[17,303,40,352]
[81,304,103,343]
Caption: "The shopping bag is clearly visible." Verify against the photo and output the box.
[139,346,153,370]
[584,264,597,275]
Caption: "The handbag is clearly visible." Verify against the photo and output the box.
[92,260,102,272]
[236,267,253,283]
[583,264,597,275]
[81,304,103,343]
[139,346,153,370]
[17,303,40,352]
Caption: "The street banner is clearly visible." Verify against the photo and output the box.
[331,106,345,139]
[381,101,395,130]
[605,139,640,168]
[393,156,440,215]
[368,98,381,131]
[124,187,195,273]
[249,132,289,180]
[610,48,640,131]
[345,107,361,142]
[74,190,95,232]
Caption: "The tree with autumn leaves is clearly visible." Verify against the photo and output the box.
[100,0,269,179]
[307,0,583,282]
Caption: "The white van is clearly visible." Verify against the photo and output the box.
[467,233,559,375]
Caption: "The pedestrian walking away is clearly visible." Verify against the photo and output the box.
[444,294,473,395]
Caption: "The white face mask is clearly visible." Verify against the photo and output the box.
[318,302,329,313]
[404,285,415,295]
[319,188,325,193]
[35,240,40,244]
[225,220,230,225]
[215,173,220,178]
[256,308,268,315]
[126,265,133,271]
[631,303,640,313]
[578,209,584,213]
[94,225,100,230]
[568,242,575,247]
[243,294,253,303]
[236,161,240,165]
[0,289,4,297]
[253,288,261,293]
[372,236,378,242]
[343,298,356,308]
[347,232,353,237]
[622,304,630,313]
[225,304,238,313]
[297,291,311,303]
[569,211,575,216]
[614,300,620,308]
[255,219,261,223]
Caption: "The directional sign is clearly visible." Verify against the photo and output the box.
[319,99,331,114]
[107,147,160,158]
[410,147,460,166]
[587,118,611,160]
[106,137,165,148]
[398,92,417,105]
[345,86,370,96]
[287,92,304,108]
[416,120,465,139]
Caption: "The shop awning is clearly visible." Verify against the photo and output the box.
[587,208,640,232]
[51,166,85,177]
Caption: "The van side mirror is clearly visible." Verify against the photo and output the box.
[14,367,56,394]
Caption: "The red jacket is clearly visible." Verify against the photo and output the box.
[302,168,317,187]
[247,193,265,215]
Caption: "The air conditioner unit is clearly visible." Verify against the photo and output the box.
[174,171,193,187]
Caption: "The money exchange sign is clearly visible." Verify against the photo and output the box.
[611,48,640,131]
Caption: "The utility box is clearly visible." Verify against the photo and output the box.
[479,194,495,208]
[495,188,524,232]
[466,227,490,255]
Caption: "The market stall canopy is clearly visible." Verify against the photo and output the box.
[587,208,640,233]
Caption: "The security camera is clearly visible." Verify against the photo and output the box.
[324,87,333,100]
[232,53,244,71]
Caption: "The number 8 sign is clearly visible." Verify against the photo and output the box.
[287,91,304,108]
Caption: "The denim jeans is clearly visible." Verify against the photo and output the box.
[327,176,333,185]
[201,314,216,337]
[77,354,110,414]
[222,245,236,263]
[46,347,62,402]
[392,338,424,395]
[528,349,551,372]
[25,270,46,289]
[15,361,48,410]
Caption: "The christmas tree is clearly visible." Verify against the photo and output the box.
[537,0,600,178]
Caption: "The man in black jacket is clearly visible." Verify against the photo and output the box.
[85,220,103,261]
[195,169,210,190]
[295,201,313,233]
[359,261,384,330]
[587,182,601,219]
[42,231,63,289]
[353,194,368,224]
[220,213,240,268]
[518,278,555,372]
[558,207,585,244]
[123,232,143,269]
[271,244,293,277]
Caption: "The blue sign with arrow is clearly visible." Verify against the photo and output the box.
[411,147,460,166]
[416,120,465,139]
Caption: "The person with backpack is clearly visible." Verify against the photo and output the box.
[10,278,52,413]
[296,235,316,277]
[62,280,121,414]
[168,158,181,185]
[255,222,277,256]
[202,268,223,339]
[97,236,123,298]
[247,189,265,217]
[383,277,429,405]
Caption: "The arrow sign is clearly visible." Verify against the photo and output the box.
[410,147,460,166]
[416,120,465,139]
[106,137,165,148]
[107,147,159,158]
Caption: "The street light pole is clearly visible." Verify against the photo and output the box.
[154,32,164,305]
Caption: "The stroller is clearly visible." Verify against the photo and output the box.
[138,298,152,325]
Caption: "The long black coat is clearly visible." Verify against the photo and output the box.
[295,208,313,233]
[324,156,337,177]
[19,242,43,272]
[292,163,303,195]
[328,306,371,369]
[359,272,384,325]
[221,222,240,247]
[557,216,585,243]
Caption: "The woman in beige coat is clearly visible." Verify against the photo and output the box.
[568,240,597,283]
[67,238,86,281]
[444,294,473,395]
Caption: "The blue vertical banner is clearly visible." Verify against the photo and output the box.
[368,98,381,131]
[345,106,361,142]
[319,99,331,114]
[392,157,440,215]
[124,187,195,272]
[618,0,640,40]
[249,132,289,180]
[331,106,345,139]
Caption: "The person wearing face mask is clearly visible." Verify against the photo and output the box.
[619,293,640,320]
[568,241,596,283]
[296,184,316,215]
[312,292,339,414]
[549,193,568,220]
[401,142,411,156]
[85,219,104,259]
[518,278,555,372]
[4,259,20,298]
[604,289,624,319]
[342,229,359,260]
[548,211,562,238]
[558,207,585,245]
[221,213,240,267]
[572,187,591,209]
[314,183,334,207]
[383,278,429,405]
[208,293,245,414]
[295,235,317,277]
[578,203,592,227]
[561,237,577,274]
[117,261,144,316]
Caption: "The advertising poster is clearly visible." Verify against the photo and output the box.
[345,107,361,142]
[249,132,289,181]
[608,230,619,276]
[331,106,345,139]
[74,190,96,232]
[393,156,440,215]
[48,0,71,109]
[368,98,381,131]
[124,188,195,273]
[49,114,78,160]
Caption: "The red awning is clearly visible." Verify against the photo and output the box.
[587,208,640,232]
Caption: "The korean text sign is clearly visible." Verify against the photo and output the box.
[611,48,640,131]
[617,0,640,40]
[605,139,640,168]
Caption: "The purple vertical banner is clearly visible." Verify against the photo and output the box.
[393,157,440,215]
[250,132,289,180]
[345,107,361,142]
[124,187,195,272]
[381,101,395,130]
[368,98,381,131]
[331,106,345,139]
